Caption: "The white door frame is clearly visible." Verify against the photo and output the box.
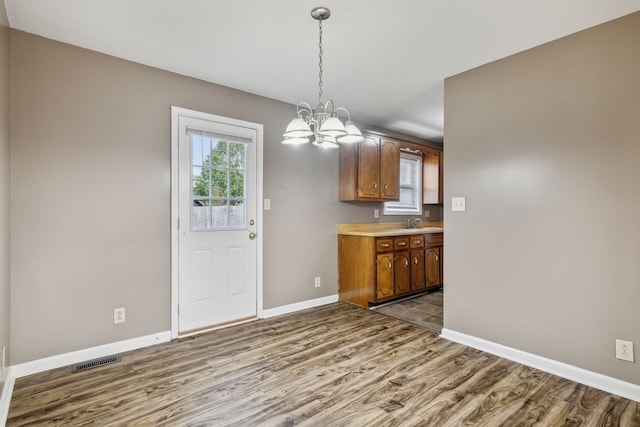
[170,106,264,339]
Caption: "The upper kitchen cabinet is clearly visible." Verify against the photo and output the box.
[422,147,442,205]
[339,134,400,201]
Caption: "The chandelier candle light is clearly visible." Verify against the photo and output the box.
[281,6,365,148]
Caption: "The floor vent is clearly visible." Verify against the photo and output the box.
[72,355,121,373]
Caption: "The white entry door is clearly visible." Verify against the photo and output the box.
[174,109,261,334]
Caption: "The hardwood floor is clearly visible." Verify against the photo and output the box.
[8,303,640,426]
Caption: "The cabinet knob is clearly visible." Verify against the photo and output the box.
[414,257,418,265]
[403,259,409,268]
[387,260,392,270]
[374,182,378,190]
[435,254,439,261]
[384,184,388,190]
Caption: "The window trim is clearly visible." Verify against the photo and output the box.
[383,151,423,216]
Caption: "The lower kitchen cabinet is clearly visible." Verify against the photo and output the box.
[426,247,441,288]
[338,231,443,308]
[410,249,426,291]
[376,252,395,299]
[394,251,411,294]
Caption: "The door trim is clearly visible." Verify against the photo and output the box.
[170,106,264,339]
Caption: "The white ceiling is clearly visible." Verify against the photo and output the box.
[4,1,639,142]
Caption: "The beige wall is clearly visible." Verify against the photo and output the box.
[8,30,436,363]
[0,1,11,377]
[444,12,640,384]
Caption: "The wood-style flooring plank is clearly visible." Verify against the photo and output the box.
[7,302,640,426]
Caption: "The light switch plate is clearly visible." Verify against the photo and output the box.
[452,197,466,212]
[264,198,271,211]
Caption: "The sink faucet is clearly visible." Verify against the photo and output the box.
[407,218,423,228]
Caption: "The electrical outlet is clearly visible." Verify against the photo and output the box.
[314,277,321,288]
[424,210,430,218]
[374,208,379,218]
[114,307,126,324]
[615,339,634,362]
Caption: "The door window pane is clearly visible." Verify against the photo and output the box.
[190,132,248,231]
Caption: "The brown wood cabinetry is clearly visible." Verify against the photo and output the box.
[394,251,411,294]
[410,249,426,291]
[423,150,440,205]
[376,252,394,299]
[425,233,443,289]
[338,231,443,307]
[339,134,400,201]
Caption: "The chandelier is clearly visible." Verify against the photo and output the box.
[281,7,364,149]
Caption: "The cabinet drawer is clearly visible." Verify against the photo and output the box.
[393,237,410,250]
[425,233,443,247]
[376,238,394,252]
[409,236,424,248]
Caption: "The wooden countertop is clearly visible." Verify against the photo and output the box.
[337,222,444,237]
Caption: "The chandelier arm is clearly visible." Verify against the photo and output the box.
[323,99,336,115]
[296,102,313,116]
[334,107,351,121]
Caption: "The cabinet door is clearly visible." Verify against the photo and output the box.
[423,151,440,205]
[395,251,410,295]
[426,247,441,288]
[410,249,426,291]
[376,253,394,300]
[380,138,400,199]
[438,151,444,205]
[357,136,381,199]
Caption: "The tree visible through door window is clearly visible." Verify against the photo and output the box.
[190,131,248,230]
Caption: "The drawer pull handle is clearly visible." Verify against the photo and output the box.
[374,182,378,190]
[435,255,439,261]
[398,242,405,246]
[380,243,390,248]
[384,184,388,190]
[403,259,409,268]
[413,240,421,244]
[387,260,392,270]
[414,257,418,265]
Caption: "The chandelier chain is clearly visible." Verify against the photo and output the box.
[318,19,323,104]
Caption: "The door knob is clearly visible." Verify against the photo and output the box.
[249,232,256,240]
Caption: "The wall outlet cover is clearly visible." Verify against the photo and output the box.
[615,339,635,362]
[114,307,126,324]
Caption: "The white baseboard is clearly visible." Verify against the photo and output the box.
[11,331,171,379]
[0,367,16,427]
[440,328,640,403]
[262,294,339,319]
